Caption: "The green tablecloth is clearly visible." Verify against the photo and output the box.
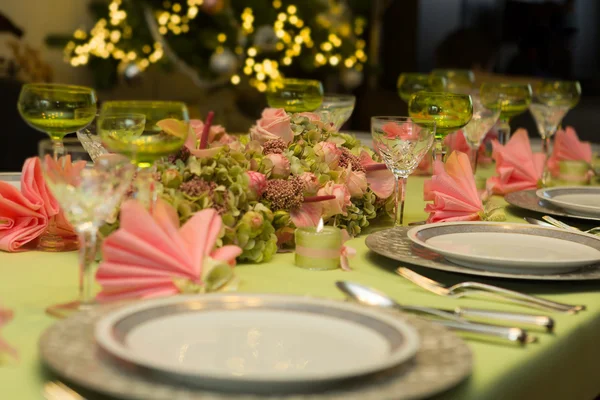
[1,168,599,400]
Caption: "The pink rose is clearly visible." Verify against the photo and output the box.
[299,172,320,195]
[317,182,351,219]
[344,168,368,198]
[313,142,342,169]
[246,171,267,201]
[250,108,294,144]
[266,153,291,179]
[297,112,321,122]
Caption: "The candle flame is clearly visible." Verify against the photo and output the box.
[316,218,324,233]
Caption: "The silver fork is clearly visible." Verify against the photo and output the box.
[396,267,585,314]
[43,381,85,400]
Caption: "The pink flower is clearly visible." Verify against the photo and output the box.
[246,171,267,201]
[344,167,368,198]
[250,108,294,144]
[297,112,321,122]
[266,153,291,179]
[189,119,237,149]
[299,172,320,195]
[317,182,351,219]
[359,150,394,199]
[313,142,342,169]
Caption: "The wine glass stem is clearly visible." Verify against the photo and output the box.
[135,166,157,213]
[77,226,98,307]
[470,146,479,174]
[542,136,552,186]
[393,175,407,226]
[432,137,446,164]
[497,119,511,145]
[52,139,65,160]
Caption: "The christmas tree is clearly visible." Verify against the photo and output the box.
[47,0,369,91]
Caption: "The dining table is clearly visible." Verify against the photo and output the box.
[1,164,599,400]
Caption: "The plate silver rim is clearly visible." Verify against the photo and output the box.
[40,296,472,400]
[365,227,600,281]
[536,187,600,217]
[406,222,600,272]
[94,294,421,388]
[505,189,600,222]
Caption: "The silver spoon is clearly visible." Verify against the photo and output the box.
[524,217,554,228]
[542,216,600,235]
[336,281,535,344]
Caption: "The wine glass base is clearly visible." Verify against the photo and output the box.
[37,234,79,252]
[45,300,94,319]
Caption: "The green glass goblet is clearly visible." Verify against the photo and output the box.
[266,78,324,112]
[397,73,447,103]
[408,91,473,164]
[480,82,532,145]
[18,83,97,159]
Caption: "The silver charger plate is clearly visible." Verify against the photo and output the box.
[94,294,421,393]
[40,297,472,400]
[366,227,600,281]
[505,189,600,223]
[0,172,21,190]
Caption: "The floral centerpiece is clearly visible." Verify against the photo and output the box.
[136,108,395,263]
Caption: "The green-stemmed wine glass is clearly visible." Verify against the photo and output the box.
[462,95,500,173]
[431,69,475,94]
[408,92,473,163]
[99,101,189,211]
[530,80,581,185]
[41,153,134,316]
[480,83,532,145]
[397,73,447,103]
[18,83,97,159]
[371,117,434,226]
[267,78,324,112]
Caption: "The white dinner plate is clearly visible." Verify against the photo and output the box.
[407,222,600,274]
[536,187,600,217]
[95,294,420,393]
[0,172,21,190]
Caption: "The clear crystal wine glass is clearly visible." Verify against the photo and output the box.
[41,153,134,316]
[462,95,500,173]
[530,80,581,185]
[371,117,435,226]
[315,94,356,131]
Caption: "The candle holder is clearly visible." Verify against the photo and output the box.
[556,160,591,186]
[295,226,342,270]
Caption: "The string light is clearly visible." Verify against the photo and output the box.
[65,0,366,91]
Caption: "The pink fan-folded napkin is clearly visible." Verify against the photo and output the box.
[486,129,545,195]
[0,157,81,252]
[547,127,593,176]
[96,200,242,301]
[424,151,484,223]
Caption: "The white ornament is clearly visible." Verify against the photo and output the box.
[341,68,363,89]
[209,48,238,75]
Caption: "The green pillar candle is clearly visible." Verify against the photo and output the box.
[295,226,342,270]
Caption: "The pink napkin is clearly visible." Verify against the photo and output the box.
[0,306,17,359]
[0,157,81,251]
[444,130,493,166]
[424,151,483,223]
[486,129,545,195]
[547,127,593,176]
[96,200,242,301]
